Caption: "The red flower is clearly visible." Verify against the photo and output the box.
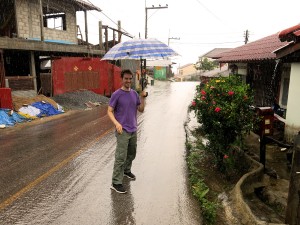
[223,154,229,159]
[191,101,196,106]
[201,90,206,95]
[212,101,216,105]
[201,96,206,100]
[214,107,221,112]
[228,91,234,96]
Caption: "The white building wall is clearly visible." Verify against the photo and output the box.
[285,62,300,141]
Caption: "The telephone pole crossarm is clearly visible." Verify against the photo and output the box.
[145,4,168,39]
[168,37,180,46]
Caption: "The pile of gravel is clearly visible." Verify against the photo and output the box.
[51,90,110,110]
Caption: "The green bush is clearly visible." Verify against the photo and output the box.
[190,75,255,171]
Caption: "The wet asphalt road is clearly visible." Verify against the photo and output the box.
[0,81,202,225]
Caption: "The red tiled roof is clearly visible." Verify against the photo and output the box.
[278,24,300,42]
[295,30,300,36]
[217,33,289,63]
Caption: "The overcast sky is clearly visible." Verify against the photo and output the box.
[78,0,300,71]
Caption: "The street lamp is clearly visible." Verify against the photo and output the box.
[145,4,168,39]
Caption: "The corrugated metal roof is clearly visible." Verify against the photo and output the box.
[200,48,232,59]
[217,33,289,63]
[146,59,173,67]
[178,63,194,69]
[72,0,101,11]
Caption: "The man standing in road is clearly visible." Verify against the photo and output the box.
[107,69,146,194]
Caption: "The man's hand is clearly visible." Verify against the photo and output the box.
[107,106,123,134]
[115,122,123,134]
[140,91,148,98]
[138,91,147,112]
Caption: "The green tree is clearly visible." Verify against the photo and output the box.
[195,57,217,72]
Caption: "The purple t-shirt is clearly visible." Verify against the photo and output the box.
[109,89,141,132]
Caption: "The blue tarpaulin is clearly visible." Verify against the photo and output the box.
[31,102,63,117]
[0,109,27,126]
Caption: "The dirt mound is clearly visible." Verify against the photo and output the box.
[10,90,110,113]
[12,95,59,111]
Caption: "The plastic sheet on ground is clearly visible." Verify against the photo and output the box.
[19,105,41,117]
[17,112,38,120]
[0,109,27,127]
[31,101,63,117]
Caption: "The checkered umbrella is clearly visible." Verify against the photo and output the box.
[101,38,179,60]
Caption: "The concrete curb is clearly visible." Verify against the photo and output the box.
[231,154,287,225]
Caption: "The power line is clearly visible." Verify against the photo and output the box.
[83,0,134,37]
[194,0,222,22]
[174,32,243,36]
[171,40,244,45]
[100,11,133,36]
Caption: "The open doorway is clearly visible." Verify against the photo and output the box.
[0,0,17,38]
[0,50,5,87]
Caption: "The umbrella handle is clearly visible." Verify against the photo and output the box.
[141,77,148,97]
[140,58,148,97]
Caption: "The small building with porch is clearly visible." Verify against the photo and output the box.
[216,24,300,141]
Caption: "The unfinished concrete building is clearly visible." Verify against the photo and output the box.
[0,0,106,95]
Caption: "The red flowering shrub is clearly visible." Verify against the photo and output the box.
[190,75,254,171]
[228,91,234,96]
[214,107,221,112]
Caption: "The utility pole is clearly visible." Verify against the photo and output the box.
[168,37,180,46]
[145,4,168,39]
[244,29,249,44]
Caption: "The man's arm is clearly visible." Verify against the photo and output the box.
[138,91,147,113]
[107,106,123,134]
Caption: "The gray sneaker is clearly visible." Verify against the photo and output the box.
[111,184,127,194]
[124,172,136,180]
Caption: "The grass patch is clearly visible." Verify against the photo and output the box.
[186,135,218,225]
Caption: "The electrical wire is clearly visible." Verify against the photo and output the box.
[171,40,244,45]
[194,0,222,22]
[83,0,134,37]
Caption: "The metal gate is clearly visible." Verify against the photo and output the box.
[64,71,99,92]
[52,57,122,96]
